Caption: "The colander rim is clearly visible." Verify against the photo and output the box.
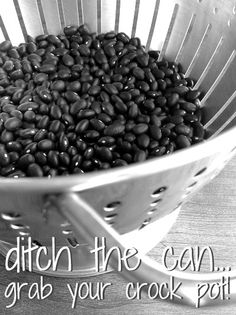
[0,126,235,192]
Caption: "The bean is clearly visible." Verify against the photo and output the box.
[167,93,179,107]
[103,84,118,95]
[40,64,56,73]
[175,124,191,136]
[186,90,201,101]
[84,130,100,141]
[18,154,35,168]
[35,152,47,165]
[59,133,69,151]
[96,146,113,161]
[169,115,184,125]
[75,119,89,134]
[4,117,22,131]
[181,102,196,112]
[150,125,162,140]
[38,139,54,151]
[133,123,148,135]
[193,122,205,141]
[27,163,43,177]
[48,150,59,167]
[0,40,12,52]
[18,102,39,112]
[19,128,38,139]
[90,118,105,131]
[104,122,125,136]
[71,154,82,168]
[151,146,166,157]
[59,152,70,166]
[62,54,74,67]
[176,135,191,148]
[0,148,10,166]
[1,130,14,143]
[134,150,146,162]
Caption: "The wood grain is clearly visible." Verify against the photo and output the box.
[0,156,236,314]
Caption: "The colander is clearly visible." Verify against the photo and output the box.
[0,0,236,307]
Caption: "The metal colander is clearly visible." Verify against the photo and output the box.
[0,0,236,307]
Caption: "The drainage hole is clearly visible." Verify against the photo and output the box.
[1,212,21,221]
[104,201,121,212]
[32,240,42,247]
[104,213,117,222]
[139,218,151,230]
[150,199,162,207]
[194,167,207,177]
[151,186,167,198]
[10,223,29,230]
[187,181,197,189]
[62,229,73,235]
[67,237,79,248]
[147,208,158,215]
[19,231,31,236]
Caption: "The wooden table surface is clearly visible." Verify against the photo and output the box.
[0,156,236,315]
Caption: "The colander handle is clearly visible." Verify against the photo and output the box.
[57,192,236,308]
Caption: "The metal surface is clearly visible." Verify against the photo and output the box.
[0,0,236,289]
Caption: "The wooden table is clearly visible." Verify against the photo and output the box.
[0,156,236,314]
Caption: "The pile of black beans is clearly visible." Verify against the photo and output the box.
[0,25,205,178]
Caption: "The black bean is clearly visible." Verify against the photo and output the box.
[40,64,56,73]
[132,123,148,135]
[84,130,100,141]
[0,148,10,166]
[90,118,105,131]
[6,141,22,152]
[59,133,69,151]
[48,150,59,167]
[88,85,101,96]
[181,102,197,112]
[38,139,54,151]
[59,152,70,166]
[103,84,118,95]
[97,136,115,147]
[0,40,12,52]
[17,102,39,112]
[64,25,78,36]
[137,134,150,149]
[176,135,191,148]
[185,90,201,101]
[27,163,43,177]
[184,113,198,123]
[35,152,47,165]
[19,128,38,139]
[71,154,82,168]
[84,147,94,160]
[175,124,191,136]
[167,93,179,107]
[1,130,14,143]
[96,146,113,161]
[62,54,74,67]
[193,122,205,141]
[37,115,50,129]
[62,113,74,125]
[8,170,26,178]
[151,146,166,157]
[0,164,16,176]
[18,154,35,168]
[4,117,22,131]
[134,150,146,162]
[135,81,150,92]
[104,121,125,136]
[75,119,89,134]
[150,125,162,140]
